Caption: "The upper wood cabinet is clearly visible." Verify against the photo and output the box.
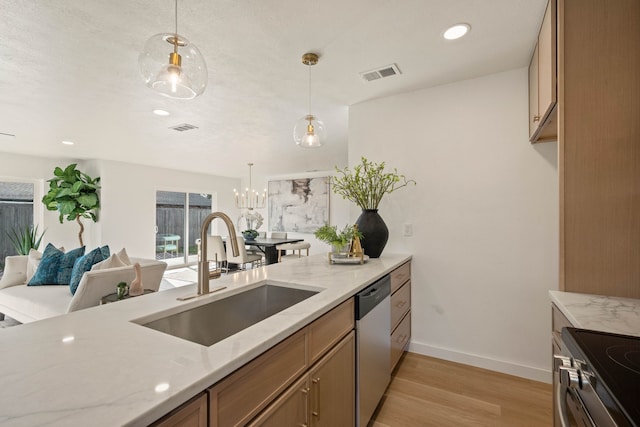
[559,0,640,298]
[529,0,557,143]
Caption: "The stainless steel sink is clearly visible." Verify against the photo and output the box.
[140,284,318,346]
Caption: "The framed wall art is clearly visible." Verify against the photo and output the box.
[268,177,329,233]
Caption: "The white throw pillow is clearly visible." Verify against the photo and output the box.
[26,249,42,283]
[90,253,127,271]
[116,248,131,266]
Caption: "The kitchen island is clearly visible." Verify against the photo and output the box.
[0,253,411,427]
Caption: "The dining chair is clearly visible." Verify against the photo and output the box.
[206,235,228,273]
[227,236,263,270]
[247,232,266,256]
[270,232,287,239]
[276,241,311,262]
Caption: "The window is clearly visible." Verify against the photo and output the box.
[0,181,36,276]
[155,191,213,267]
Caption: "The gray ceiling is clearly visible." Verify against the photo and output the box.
[0,0,546,179]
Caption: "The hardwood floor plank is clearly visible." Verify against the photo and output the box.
[371,352,552,427]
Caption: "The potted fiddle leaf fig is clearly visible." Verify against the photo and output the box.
[42,163,101,247]
[331,157,415,258]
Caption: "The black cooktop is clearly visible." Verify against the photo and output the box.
[563,328,640,427]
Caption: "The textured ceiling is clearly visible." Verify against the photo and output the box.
[0,0,547,179]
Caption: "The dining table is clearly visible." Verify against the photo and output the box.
[240,237,304,265]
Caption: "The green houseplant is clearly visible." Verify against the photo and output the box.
[314,224,363,253]
[331,157,415,258]
[42,164,101,247]
[6,224,46,255]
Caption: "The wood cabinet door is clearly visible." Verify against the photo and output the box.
[151,393,207,427]
[529,43,540,139]
[247,376,310,427]
[537,0,556,121]
[308,331,355,427]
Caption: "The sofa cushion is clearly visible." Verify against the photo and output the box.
[28,244,85,286]
[69,247,105,295]
[116,248,131,265]
[91,253,127,271]
[0,256,28,289]
[26,249,42,283]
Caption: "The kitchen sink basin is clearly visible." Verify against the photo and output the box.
[139,284,319,346]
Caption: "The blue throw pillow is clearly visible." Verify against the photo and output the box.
[55,246,86,285]
[28,243,63,286]
[100,245,110,259]
[69,247,105,295]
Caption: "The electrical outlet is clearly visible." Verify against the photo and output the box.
[403,223,413,237]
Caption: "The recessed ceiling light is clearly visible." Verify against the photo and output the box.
[443,23,471,40]
[61,140,74,146]
[62,336,75,343]
[153,109,170,116]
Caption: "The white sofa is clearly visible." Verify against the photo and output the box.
[0,255,167,324]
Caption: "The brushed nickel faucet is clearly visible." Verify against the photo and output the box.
[177,212,239,301]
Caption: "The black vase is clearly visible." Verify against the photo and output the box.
[355,209,389,258]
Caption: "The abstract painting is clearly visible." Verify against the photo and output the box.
[268,177,330,233]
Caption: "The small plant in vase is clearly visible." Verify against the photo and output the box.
[314,224,363,255]
[241,229,259,241]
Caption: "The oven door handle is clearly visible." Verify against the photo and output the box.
[556,380,571,427]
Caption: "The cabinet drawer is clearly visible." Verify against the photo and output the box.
[391,311,411,371]
[308,298,354,365]
[391,281,411,331]
[391,262,411,294]
[208,329,307,427]
[552,303,572,344]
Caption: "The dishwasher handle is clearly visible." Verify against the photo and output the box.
[355,275,391,319]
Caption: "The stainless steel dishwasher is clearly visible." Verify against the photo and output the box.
[355,274,391,427]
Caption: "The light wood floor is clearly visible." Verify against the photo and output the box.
[371,352,552,427]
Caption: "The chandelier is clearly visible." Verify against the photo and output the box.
[234,163,266,210]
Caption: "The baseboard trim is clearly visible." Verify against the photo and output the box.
[408,340,552,384]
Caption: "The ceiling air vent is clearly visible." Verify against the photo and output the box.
[169,123,199,132]
[359,63,402,82]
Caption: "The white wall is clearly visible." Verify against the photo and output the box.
[0,153,241,259]
[95,160,240,259]
[348,68,559,382]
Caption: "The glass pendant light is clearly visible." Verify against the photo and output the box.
[294,53,326,148]
[139,0,207,99]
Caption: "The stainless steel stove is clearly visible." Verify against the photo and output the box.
[554,327,640,426]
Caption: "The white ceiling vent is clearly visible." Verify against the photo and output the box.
[359,63,402,82]
[170,123,199,132]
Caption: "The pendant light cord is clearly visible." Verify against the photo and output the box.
[174,0,178,36]
[308,63,312,115]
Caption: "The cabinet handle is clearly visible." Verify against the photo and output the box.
[533,115,541,122]
[301,386,310,427]
[311,377,321,421]
[396,300,407,308]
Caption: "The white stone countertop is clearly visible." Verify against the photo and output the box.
[549,290,640,337]
[0,253,411,427]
